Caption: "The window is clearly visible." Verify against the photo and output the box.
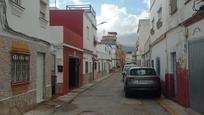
[90,62,92,73]
[157,7,162,20]
[156,57,161,76]
[11,53,30,84]
[184,0,191,5]
[40,1,47,19]
[12,0,21,6]
[157,7,163,29]
[130,68,156,76]
[102,62,104,71]
[151,60,154,67]
[9,0,25,17]
[170,0,177,15]
[85,61,89,73]
[86,26,90,40]
[94,62,97,70]
[104,62,105,70]
[98,62,100,72]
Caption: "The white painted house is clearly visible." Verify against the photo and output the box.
[125,51,134,63]
[95,43,112,78]
[82,5,97,84]
[0,0,52,114]
[150,0,204,112]
[110,45,117,70]
[136,19,151,66]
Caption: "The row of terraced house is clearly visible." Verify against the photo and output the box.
[0,0,125,114]
[136,0,204,114]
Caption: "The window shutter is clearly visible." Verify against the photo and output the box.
[170,0,177,14]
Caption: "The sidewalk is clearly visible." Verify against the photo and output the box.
[159,97,202,115]
[24,73,112,115]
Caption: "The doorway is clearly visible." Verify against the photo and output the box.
[189,39,204,114]
[171,52,177,97]
[69,57,80,89]
[36,53,45,103]
[51,54,56,96]
[156,57,161,76]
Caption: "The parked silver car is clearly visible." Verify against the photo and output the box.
[122,64,136,81]
[124,67,161,97]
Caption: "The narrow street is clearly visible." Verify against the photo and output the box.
[51,71,169,115]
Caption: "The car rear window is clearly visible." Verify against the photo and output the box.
[130,68,156,76]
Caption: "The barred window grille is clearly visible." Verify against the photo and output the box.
[40,1,47,19]
[12,0,21,5]
[11,53,30,84]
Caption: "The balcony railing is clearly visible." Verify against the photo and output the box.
[66,4,96,17]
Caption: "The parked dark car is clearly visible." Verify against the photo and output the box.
[124,67,161,97]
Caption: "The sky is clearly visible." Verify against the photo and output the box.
[49,0,150,48]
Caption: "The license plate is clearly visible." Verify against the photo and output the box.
[133,80,153,84]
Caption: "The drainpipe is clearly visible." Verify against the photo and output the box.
[165,35,168,74]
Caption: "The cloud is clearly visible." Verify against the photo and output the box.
[97,4,149,47]
[143,0,150,8]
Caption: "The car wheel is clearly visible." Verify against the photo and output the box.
[155,91,161,97]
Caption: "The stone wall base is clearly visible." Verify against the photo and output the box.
[0,90,36,115]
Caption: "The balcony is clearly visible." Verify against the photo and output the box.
[66,4,96,17]
[9,0,25,17]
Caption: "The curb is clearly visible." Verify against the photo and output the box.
[159,99,177,115]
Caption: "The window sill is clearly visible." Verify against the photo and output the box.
[11,81,30,87]
[11,81,30,95]
[9,0,25,17]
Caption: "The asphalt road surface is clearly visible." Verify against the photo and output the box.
[51,72,170,115]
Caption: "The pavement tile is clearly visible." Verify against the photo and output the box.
[159,97,202,115]
[23,74,112,115]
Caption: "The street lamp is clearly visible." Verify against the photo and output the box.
[97,21,107,26]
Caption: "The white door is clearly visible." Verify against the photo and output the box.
[36,53,45,103]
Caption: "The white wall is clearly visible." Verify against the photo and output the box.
[151,39,167,80]
[5,0,50,42]
[125,52,134,62]
[48,26,64,44]
[49,26,64,83]
[83,12,96,52]
[188,20,204,41]
[150,0,167,43]
[150,0,204,80]
[137,19,151,55]
[96,44,112,73]
[110,45,117,69]
[83,11,97,75]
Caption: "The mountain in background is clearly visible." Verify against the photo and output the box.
[122,45,135,53]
